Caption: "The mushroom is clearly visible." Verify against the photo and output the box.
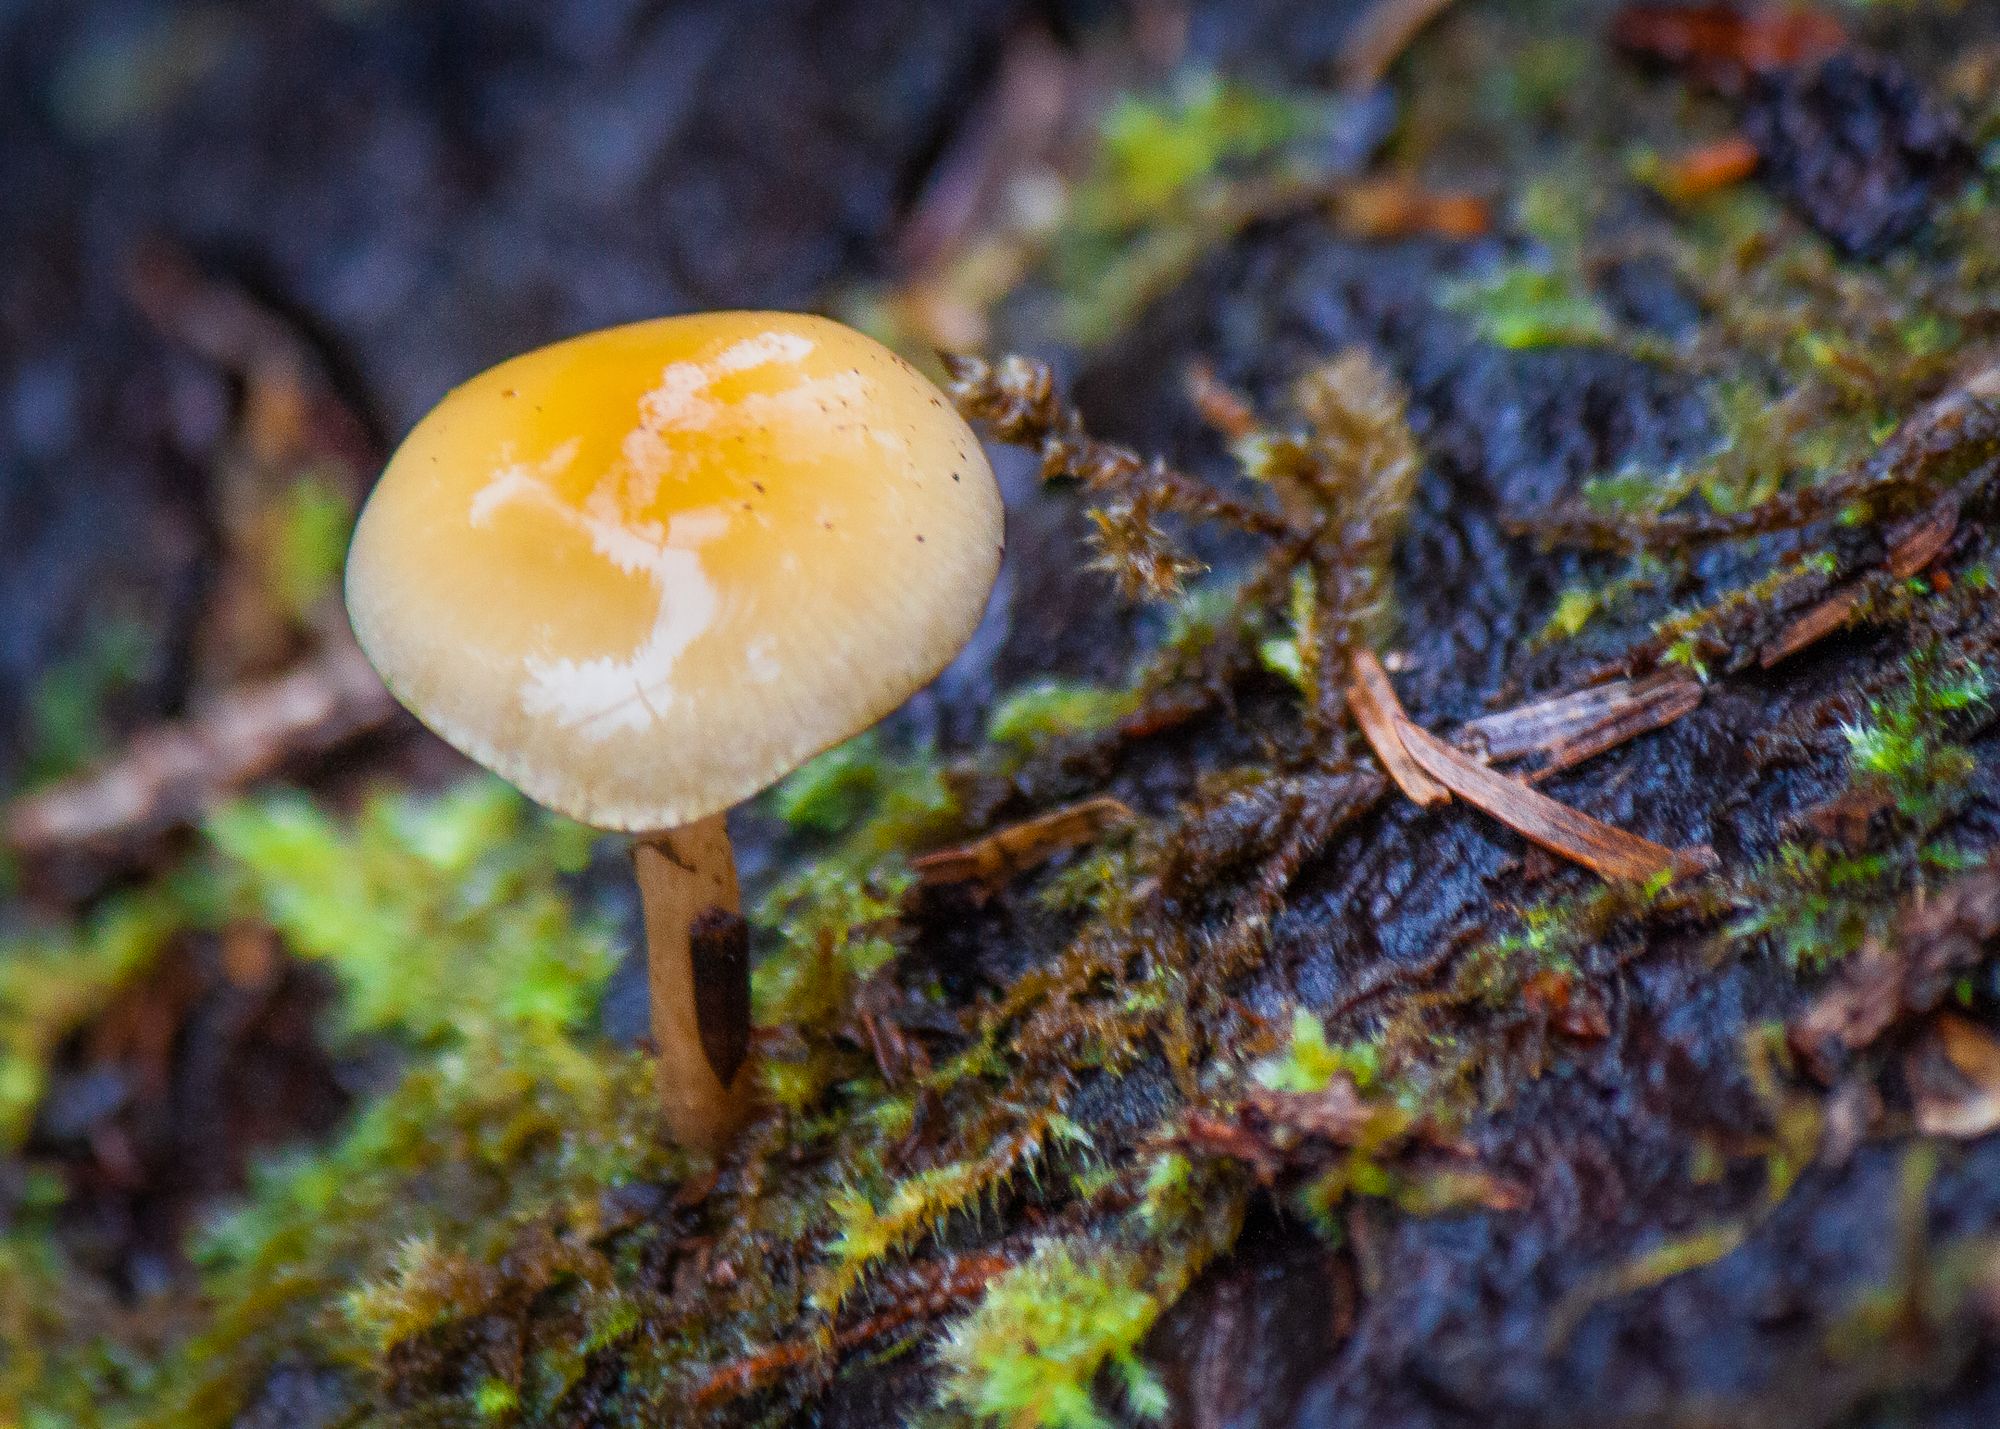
[344,312,1003,1151]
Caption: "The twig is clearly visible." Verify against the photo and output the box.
[1759,490,1962,668]
[1759,588,1867,669]
[692,1252,1013,1406]
[4,637,393,857]
[911,796,1135,892]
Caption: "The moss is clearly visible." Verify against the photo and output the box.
[210,780,613,1045]
[1082,78,1303,229]
[1536,557,1666,644]
[1841,647,1991,826]
[767,732,900,835]
[986,679,1137,753]
[1051,75,1335,346]
[162,1031,667,1424]
[767,734,955,853]
[1444,258,1616,351]
[0,875,213,1145]
[1253,1007,1381,1095]
[1731,844,1898,971]
[265,469,354,620]
[937,1242,1166,1429]
[16,617,150,791]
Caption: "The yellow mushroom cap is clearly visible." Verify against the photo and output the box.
[345,312,1003,831]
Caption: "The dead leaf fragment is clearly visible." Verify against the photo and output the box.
[1790,857,2000,1077]
[1395,716,1713,883]
[1648,135,1761,203]
[1612,4,1848,89]
[1457,673,1702,776]
[1347,649,1450,809]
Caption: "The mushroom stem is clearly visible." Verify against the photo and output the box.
[633,813,753,1152]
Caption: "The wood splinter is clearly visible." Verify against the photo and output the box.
[912,795,1135,893]
[1394,717,1715,883]
[1347,649,1450,808]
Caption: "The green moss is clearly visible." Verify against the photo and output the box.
[1253,1007,1381,1095]
[1084,78,1303,228]
[938,1243,1165,1429]
[163,1031,667,1424]
[1442,260,1616,350]
[210,780,613,1045]
[818,1111,1088,1312]
[0,875,212,1146]
[987,679,1137,752]
[17,617,149,790]
[265,469,354,620]
[1536,557,1666,644]
[1049,73,1340,345]
[1841,648,1991,826]
[1731,844,1897,971]
[1254,567,1317,698]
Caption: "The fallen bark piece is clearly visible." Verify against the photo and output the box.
[1792,857,2000,1076]
[1395,717,1714,882]
[911,795,1135,892]
[1347,650,1450,809]
[1455,673,1703,776]
[1760,587,1866,668]
[4,638,393,857]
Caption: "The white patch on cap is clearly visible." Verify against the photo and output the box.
[469,444,730,740]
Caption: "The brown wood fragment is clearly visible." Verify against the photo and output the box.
[1648,134,1760,203]
[1885,495,1960,580]
[1184,360,1257,440]
[1347,649,1450,808]
[1331,176,1493,241]
[1455,674,1703,775]
[911,795,1134,892]
[693,1251,1013,1406]
[1759,587,1866,668]
[1394,717,1714,883]
[4,637,393,858]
